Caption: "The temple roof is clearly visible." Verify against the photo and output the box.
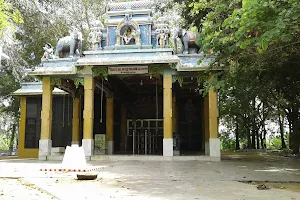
[77,49,179,66]
[12,82,68,96]
[176,54,217,71]
[27,50,215,76]
[108,1,151,11]
[28,58,76,76]
[28,66,76,76]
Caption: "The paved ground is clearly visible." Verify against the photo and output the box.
[0,178,55,200]
[0,155,299,200]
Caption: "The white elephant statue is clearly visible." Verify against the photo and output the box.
[55,31,83,58]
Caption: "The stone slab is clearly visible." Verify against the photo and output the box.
[51,147,65,153]
[82,139,94,157]
[209,138,221,159]
[38,140,52,159]
[163,138,173,156]
[107,141,114,155]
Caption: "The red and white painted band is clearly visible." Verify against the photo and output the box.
[39,167,101,172]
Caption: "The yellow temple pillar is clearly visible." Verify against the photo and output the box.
[121,104,127,152]
[208,88,220,160]
[72,97,80,144]
[18,97,39,158]
[39,77,53,160]
[106,96,114,155]
[18,96,26,158]
[82,77,94,157]
[163,74,173,156]
[172,95,177,134]
[204,95,210,155]
[173,94,181,156]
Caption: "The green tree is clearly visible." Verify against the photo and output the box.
[0,0,109,153]
[0,47,23,154]
[220,131,236,151]
[12,0,109,66]
[186,0,300,153]
[0,0,23,35]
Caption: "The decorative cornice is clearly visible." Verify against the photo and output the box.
[169,63,177,69]
[106,9,152,17]
[92,67,108,80]
[52,78,61,88]
[74,78,84,89]
[77,66,84,72]
[197,73,204,86]
[105,20,152,26]
[172,75,183,87]
[108,1,151,11]
[149,66,164,79]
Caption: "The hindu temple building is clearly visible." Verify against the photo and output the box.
[13,0,220,161]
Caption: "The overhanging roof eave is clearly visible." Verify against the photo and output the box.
[76,58,180,67]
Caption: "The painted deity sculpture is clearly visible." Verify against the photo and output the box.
[55,31,83,58]
[87,20,104,50]
[154,17,170,48]
[116,14,141,46]
[88,28,103,50]
[157,31,166,48]
[41,43,55,61]
[123,27,135,45]
[156,29,170,48]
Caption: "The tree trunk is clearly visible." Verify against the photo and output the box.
[251,129,256,149]
[263,125,267,149]
[260,131,264,149]
[235,121,240,150]
[251,99,256,149]
[291,121,300,154]
[9,123,16,155]
[286,110,300,154]
[278,113,287,149]
[288,118,292,149]
[256,130,260,149]
[247,126,251,149]
[261,103,265,149]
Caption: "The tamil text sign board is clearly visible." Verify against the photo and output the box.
[108,66,148,75]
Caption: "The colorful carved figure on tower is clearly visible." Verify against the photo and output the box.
[123,27,135,45]
[41,43,54,61]
[87,20,103,50]
[154,17,170,48]
[116,14,141,46]
[157,30,166,48]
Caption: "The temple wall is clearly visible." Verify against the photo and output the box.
[107,27,117,46]
[140,25,149,45]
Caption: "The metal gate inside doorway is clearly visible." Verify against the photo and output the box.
[125,119,163,155]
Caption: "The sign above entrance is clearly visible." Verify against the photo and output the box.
[108,66,148,75]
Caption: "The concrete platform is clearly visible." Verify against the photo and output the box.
[45,155,215,161]
[91,155,212,161]
[0,155,299,200]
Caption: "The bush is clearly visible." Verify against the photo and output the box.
[220,133,236,151]
[267,136,281,150]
